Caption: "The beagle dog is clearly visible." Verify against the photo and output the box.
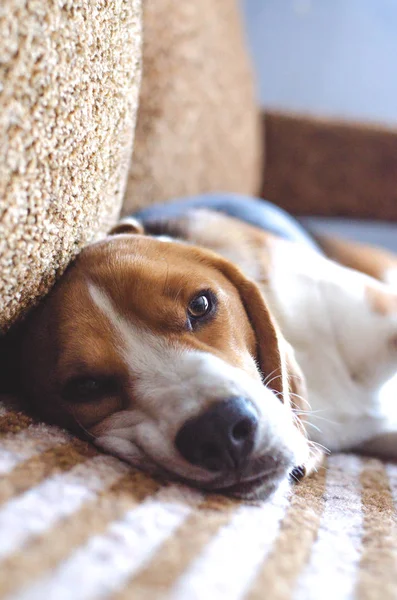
[6,194,397,499]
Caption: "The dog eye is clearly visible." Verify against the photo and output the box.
[62,376,117,403]
[188,292,213,319]
[186,291,217,330]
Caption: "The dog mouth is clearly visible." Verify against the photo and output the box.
[217,475,273,498]
[142,458,287,499]
[95,436,296,500]
[146,445,296,499]
[219,463,306,499]
[194,456,294,499]
[213,465,289,499]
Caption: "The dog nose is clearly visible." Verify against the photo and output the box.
[175,397,258,472]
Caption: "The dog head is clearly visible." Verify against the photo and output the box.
[10,220,315,499]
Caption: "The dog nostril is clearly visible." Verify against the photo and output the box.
[175,397,258,472]
[201,442,219,462]
[232,418,254,441]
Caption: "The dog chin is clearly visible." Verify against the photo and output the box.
[201,464,292,500]
[144,466,286,501]
[219,479,283,501]
[139,458,292,501]
[95,435,294,500]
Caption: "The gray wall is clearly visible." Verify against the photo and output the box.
[241,0,397,125]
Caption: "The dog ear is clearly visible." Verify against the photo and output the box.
[109,217,144,236]
[283,340,308,413]
[201,250,324,478]
[203,251,301,402]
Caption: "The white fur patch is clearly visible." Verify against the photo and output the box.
[385,267,397,291]
[88,284,307,485]
[265,242,397,452]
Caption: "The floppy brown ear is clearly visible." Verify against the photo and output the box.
[109,217,144,236]
[202,251,325,478]
[201,251,294,400]
[283,340,308,413]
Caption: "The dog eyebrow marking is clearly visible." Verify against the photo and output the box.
[88,282,163,359]
[88,283,125,340]
[88,283,186,393]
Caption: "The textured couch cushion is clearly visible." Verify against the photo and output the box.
[122,0,261,214]
[0,399,396,599]
[0,0,142,332]
[262,112,397,221]
[1,217,396,597]
[303,217,397,253]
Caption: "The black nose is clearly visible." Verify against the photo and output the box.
[175,397,258,472]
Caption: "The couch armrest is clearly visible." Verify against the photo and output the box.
[262,111,397,221]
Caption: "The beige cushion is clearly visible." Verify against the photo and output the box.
[123,0,262,214]
[0,0,142,332]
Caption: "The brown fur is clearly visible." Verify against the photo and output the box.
[316,234,397,319]
[11,233,300,440]
[317,235,397,283]
[263,111,397,220]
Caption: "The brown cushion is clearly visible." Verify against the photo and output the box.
[0,0,142,332]
[263,111,397,220]
[123,0,262,214]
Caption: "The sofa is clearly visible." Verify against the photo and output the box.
[1,1,396,598]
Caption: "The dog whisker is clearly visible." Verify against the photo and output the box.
[292,406,337,426]
[69,411,97,442]
[303,421,322,434]
[263,373,283,388]
[309,439,331,455]
[289,391,312,409]
[262,368,283,386]
[291,405,329,415]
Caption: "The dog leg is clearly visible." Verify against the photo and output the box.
[317,234,397,287]
[291,444,326,482]
[354,431,397,461]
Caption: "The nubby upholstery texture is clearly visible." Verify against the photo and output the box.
[0,0,142,332]
[0,401,397,600]
[123,0,262,213]
[0,0,261,331]
[1,2,397,599]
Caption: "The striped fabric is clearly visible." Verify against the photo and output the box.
[0,399,396,600]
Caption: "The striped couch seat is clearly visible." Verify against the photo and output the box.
[0,396,396,600]
[2,219,397,599]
